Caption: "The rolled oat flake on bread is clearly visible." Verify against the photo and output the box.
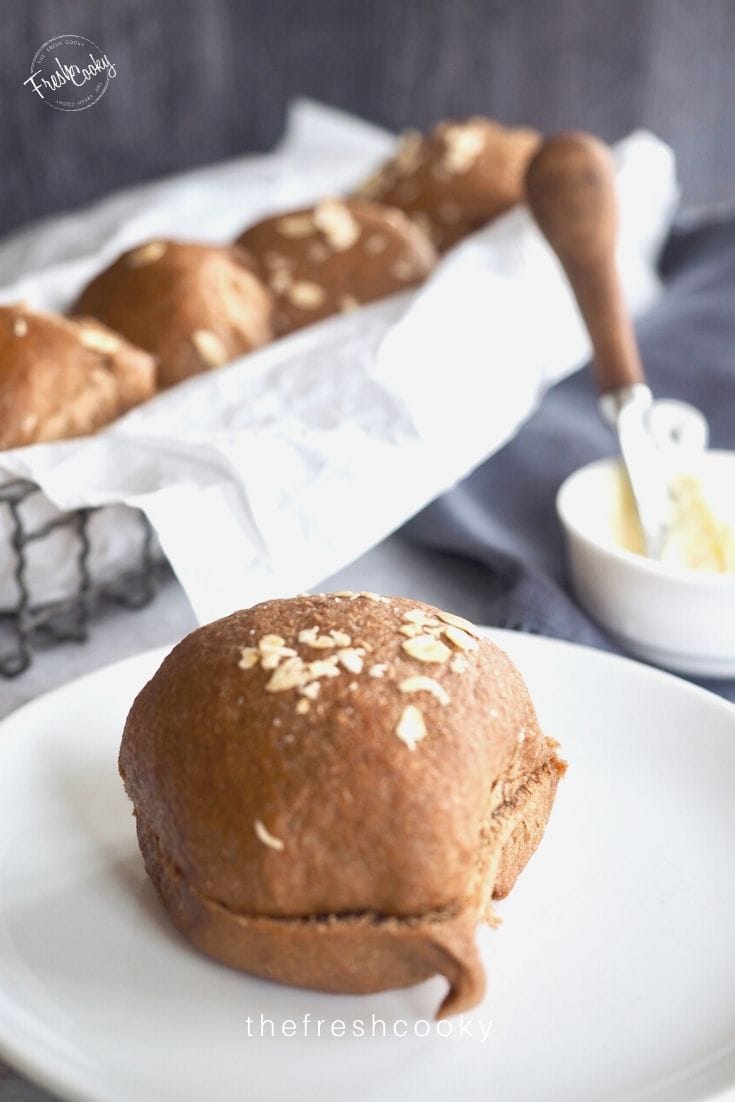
[119,593,565,1018]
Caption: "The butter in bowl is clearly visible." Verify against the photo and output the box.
[556,451,735,677]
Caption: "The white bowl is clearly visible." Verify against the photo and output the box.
[556,451,735,678]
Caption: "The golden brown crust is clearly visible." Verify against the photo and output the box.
[120,593,565,1016]
[0,304,156,450]
[135,752,562,1017]
[356,117,541,251]
[136,809,487,1018]
[73,239,274,388]
[491,753,565,900]
[235,198,437,336]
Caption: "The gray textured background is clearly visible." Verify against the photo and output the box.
[3,0,735,240]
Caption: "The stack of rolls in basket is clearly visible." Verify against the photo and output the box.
[0,117,540,450]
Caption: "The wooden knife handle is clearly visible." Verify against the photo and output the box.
[525,131,645,394]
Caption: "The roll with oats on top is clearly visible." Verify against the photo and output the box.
[357,117,541,251]
[73,239,274,388]
[119,592,565,1018]
[0,303,155,449]
[235,198,437,336]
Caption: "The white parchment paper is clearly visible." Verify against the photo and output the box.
[0,101,678,622]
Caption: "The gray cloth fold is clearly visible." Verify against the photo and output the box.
[402,212,735,701]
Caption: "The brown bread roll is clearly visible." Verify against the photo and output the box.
[120,592,565,1018]
[73,239,274,388]
[357,117,541,251]
[236,198,437,336]
[0,304,155,450]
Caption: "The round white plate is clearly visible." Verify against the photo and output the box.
[1,631,734,1102]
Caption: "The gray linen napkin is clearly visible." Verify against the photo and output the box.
[402,213,735,701]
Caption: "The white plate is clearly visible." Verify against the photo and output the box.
[1,631,734,1102]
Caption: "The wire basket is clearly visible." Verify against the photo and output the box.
[0,479,161,678]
